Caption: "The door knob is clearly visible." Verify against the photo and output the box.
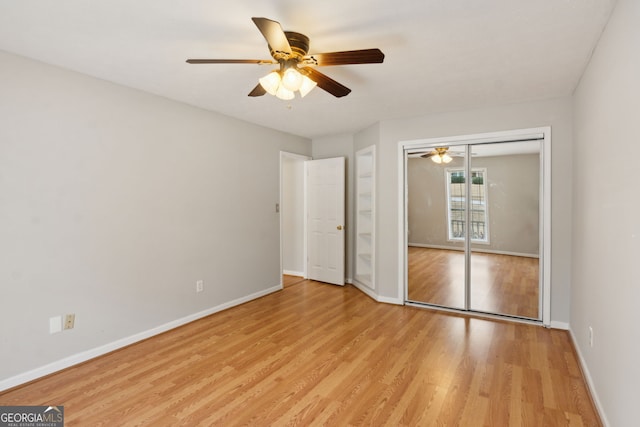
[337,225,343,230]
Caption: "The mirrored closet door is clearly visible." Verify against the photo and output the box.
[407,146,467,310]
[406,138,543,321]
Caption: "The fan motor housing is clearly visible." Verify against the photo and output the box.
[269,31,310,60]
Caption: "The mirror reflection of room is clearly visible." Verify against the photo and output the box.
[407,140,541,320]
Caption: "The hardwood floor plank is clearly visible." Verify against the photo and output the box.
[0,280,601,426]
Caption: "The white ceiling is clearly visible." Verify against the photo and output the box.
[0,0,616,139]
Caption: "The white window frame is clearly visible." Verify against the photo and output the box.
[445,167,489,244]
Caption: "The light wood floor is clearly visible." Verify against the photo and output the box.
[283,274,306,288]
[408,247,539,319]
[0,280,600,426]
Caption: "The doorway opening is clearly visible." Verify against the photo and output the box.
[280,151,310,285]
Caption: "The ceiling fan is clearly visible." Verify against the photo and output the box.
[186,17,385,99]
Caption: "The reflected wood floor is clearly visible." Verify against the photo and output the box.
[0,281,600,426]
[408,247,539,319]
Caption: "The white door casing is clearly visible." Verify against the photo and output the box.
[306,157,345,285]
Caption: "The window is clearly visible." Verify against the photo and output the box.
[445,168,488,243]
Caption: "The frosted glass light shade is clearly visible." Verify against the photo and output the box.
[275,85,294,100]
[299,75,317,98]
[281,68,303,91]
[258,68,316,99]
[431,155,442,164]
[442,153,453,163]
[258,71,281,95]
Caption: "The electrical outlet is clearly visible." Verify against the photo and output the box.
[196,280,204,293]
[589,326,594,347]
[64,314,75,330]
[49,316,62,334]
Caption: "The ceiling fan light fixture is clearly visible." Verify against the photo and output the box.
[441,153,453,163]
[258,71,281,95]
[299,75,317,98]
[258,67,316,99]
[281,67,304,92]
[431,155,442,164]
[187,17,385,99]
[275,85,295,100]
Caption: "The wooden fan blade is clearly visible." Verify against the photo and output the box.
[420,151,437,158]
[299,67,351,98]
[248,84,266,97]
[306,48,385,66]
[251,17,292,55]
[186,59,275,64]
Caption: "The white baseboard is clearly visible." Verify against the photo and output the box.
[351,280,377,300]
[352,280,404,305]
[550,320,569,330]
[377,295,404,305]
[283,270,304,277]
[568,328,609,427]
[0,285,282,392]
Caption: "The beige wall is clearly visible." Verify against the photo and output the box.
[0,51,310,385]
[371,97,573,322]
[572,0,640,425]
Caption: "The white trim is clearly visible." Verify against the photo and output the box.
[0,285,281,392]
[550,321,569,330]
[377,295,404,305]
[541,129,552,327]
[402,130,546,149]
[408,243,539,259]
[352,280,404,305]
[352,280,378,300]
[398,127,552,326]
[282,270,304,277]
[398,143,408,303]
[569,328,610,427]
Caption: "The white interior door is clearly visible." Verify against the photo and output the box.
[306,157,345,285]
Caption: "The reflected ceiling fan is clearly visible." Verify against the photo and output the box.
[186,17,385,99]
[409,147,472,164]
[420,147,456,164]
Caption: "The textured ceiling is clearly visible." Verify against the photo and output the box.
[0,0,616,138]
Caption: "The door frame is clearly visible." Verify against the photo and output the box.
[397,127,552,326]
[279,151,311,285]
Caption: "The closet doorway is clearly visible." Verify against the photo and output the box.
[400,128,551,324]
